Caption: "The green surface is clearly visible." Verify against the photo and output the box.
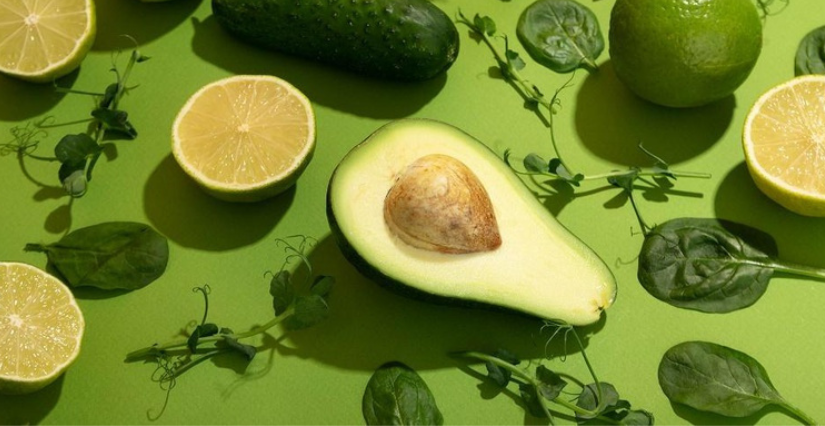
[0,0,824,424]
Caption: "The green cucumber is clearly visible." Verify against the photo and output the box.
[211,0,460,81]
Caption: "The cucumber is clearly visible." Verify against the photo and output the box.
[211,0,460,81]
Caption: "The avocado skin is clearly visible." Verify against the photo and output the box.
[211,0,460,81]
[326,189,538,319]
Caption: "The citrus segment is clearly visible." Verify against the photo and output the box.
[0,0,96,83]
[172,75,316,202]
[0,262,84,395]
[743,75,825,216]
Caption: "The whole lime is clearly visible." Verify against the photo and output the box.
[609,0,762,108]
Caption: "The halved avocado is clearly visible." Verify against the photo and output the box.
[326,119,616,325]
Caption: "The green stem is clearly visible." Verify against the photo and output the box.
[125,306,294,360]
[456,351,604,419]
[778,400,818,426]
[767,260,825,281]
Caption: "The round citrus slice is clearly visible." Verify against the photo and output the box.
[743,75,825,216]
[172,75,316,202]
[0,0,96,83]
[0,262,84,395]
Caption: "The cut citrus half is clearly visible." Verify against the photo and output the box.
[0,0,96,83]
[743,75,825,216]
[172,75,316,202]
[0,262,84,395]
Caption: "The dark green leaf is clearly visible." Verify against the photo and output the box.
[54,133,100,164]
[24,221,169,290]
[92,108,137,139]
[310,275,334,297]
[484,349,520,388]
[549,158,583,185]
[795,25,825,76]
[473,14,496,36]
[608,170,637,193]
[523,153,548,173]
[269,270,294,316]
[187,327,201,353]
[535,365,566,400]
[517,0,604,73]
[637,218,777,313]
[576,382,620,419]
[658,341,786,417]
[198,323,219,337]
[100,83,119,109]
[284,294,329,330]
[221,337,257,361]
[219,327,234,335]
[622,410,655,425]
[363,362,444,426]
[518,383,547,418]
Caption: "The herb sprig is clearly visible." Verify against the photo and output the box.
[456,12,710,234]
[125,236,334,419]
[1,45,148,197]
[454,324,652,425]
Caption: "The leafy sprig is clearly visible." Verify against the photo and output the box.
[125,236,333,419]
[454,324,652,425]
[456,12,710,234]
[2,45,148,197]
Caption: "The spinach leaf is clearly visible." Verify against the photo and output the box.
[363,362,444,426]
[795,25,825,76]
[25,221,169,290]
[637,218,777,313]
[516,0,604,73]
[659,341,816,425]
[639,217,825,313]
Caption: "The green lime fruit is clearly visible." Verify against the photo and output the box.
[609,0,762,108]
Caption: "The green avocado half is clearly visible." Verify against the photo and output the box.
[326,119,616,326]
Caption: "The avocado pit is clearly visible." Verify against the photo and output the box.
[383,154,501,254]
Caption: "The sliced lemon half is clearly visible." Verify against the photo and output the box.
[0,262,85,395]
[172,75,316,202]
[0,0,96,83]
[743,75,825,216]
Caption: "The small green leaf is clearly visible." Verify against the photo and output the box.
[535,365,566,400]
[187,327,201,353]
[484,349,520,388]
[506,49,526,71]
[622,410,655,426]
[473,14,496,36]
[92,108,137,139]
[518,383,547,418]
[269,270,294,316]
[795,25,825,76]
[285,294,329,330]
[100,83,119,109]
[608,170,637,193]
[55,133,100,164]
[221,337,256,361]
[310,275,334,297]
[523,153,548,173]
[576,382,620,419]
[198,323,219,337]
[60,167,88,197]
[549,158,583,185]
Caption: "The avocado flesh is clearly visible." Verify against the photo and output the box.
[327,119,616,326]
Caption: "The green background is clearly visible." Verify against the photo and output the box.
[1,0,824,424]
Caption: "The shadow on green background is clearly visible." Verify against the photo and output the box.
[275,235,605,372]
[0,375,63,425]
[575,61,734,166]
[93,0,203,51]
[143,155,293,251]
[0,71,78,121]
[189,16,448,119]
[713,162,825,268]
